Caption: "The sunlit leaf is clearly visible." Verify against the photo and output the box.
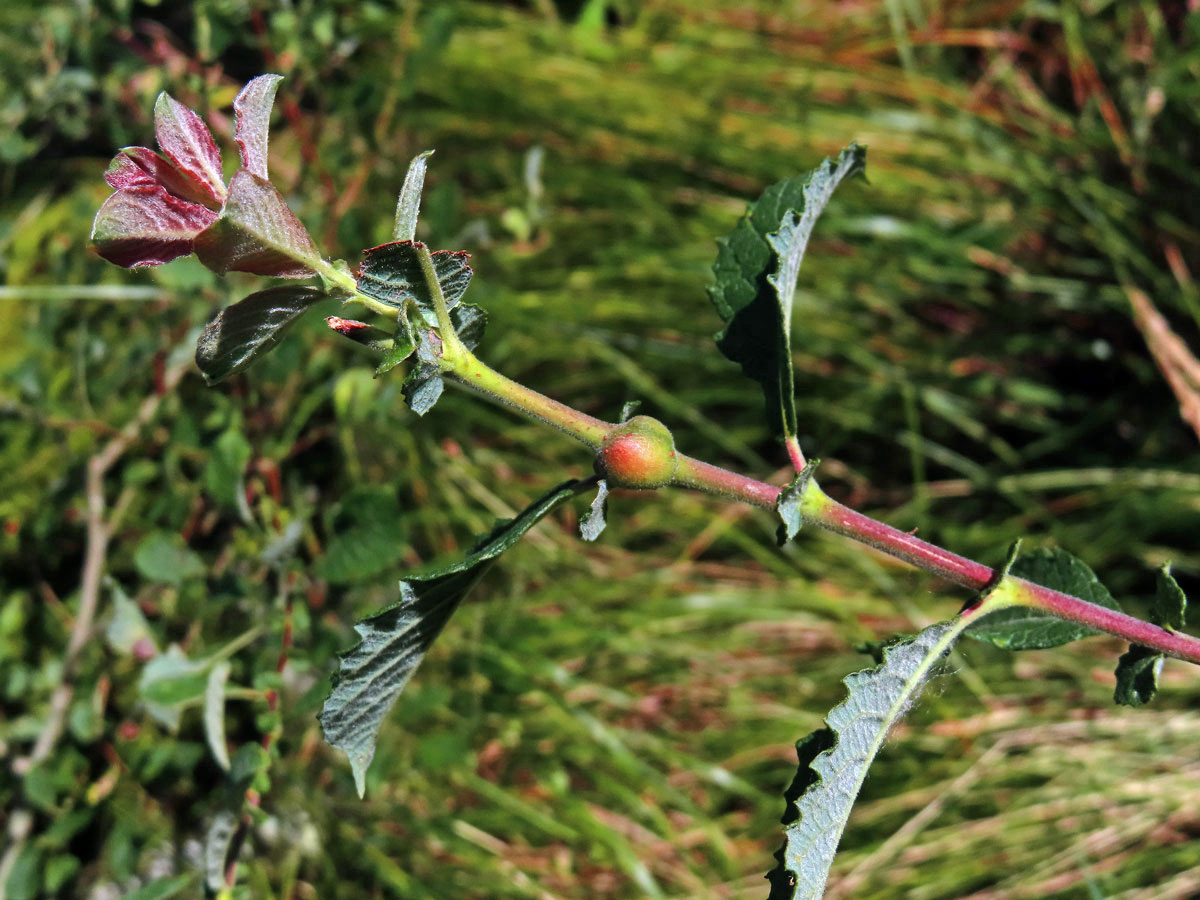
[103,577,158,658]
[580,479,609,541]
[203,811,238,892]
[776,461,819,544]
[196,285,329,385]
[709,144,865,439]
[233,74,283,180]
[90,185,217,268]
[393,150,434,242]
[1151,563,1187,632]
[967,548,1121,649]
[203,661,232,770]
[767,619,965,900]
[116,876,195,900]
[194,169,322,278]
[320,479,588,797]
[138,645,209,730]
[154,91,226,207]
[375,311,418,376]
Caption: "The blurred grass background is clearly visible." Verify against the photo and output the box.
[2,1,1200,898]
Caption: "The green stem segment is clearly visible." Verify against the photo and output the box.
[414,242,463,357]
[441,346,613,447]
[414,326,1200,666]
[314,258,400,320]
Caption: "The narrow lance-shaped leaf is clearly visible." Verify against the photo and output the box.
[393,150,434,242]
[194,169,323,278]
[233,74,283,180]
[320,479,590,797]
[767,619,967,900]
[325,317,395,352]
[154,92,227,208]
[203,812,238,892]
[967,548,1121,650]
[709,144,865,439]
[203,661,232,771]
[196,286,329,385]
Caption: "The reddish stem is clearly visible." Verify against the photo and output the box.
[814,495,1200,664]
[433,351,1200,666]
[784,435,807,473]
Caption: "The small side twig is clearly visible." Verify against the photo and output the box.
[0,356,189,898]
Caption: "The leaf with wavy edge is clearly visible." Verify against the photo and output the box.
[767,619,967,900]
[709,144,865,439]
[320,479,590,797]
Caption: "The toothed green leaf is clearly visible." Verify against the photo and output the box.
[357,240,473,321]
[1113,566,1189,707]
[195,286,329,385]
[767,619,966,900]
[319,479,590,797]
[709,145,865,439]
[967,548,1121,650]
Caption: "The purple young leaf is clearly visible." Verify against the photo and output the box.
[91,184,218,268]
[103,147,160,190]
[234,74,283,180]
[193,169,321,278]
[154,92,227,209]
[105,147,224,210]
